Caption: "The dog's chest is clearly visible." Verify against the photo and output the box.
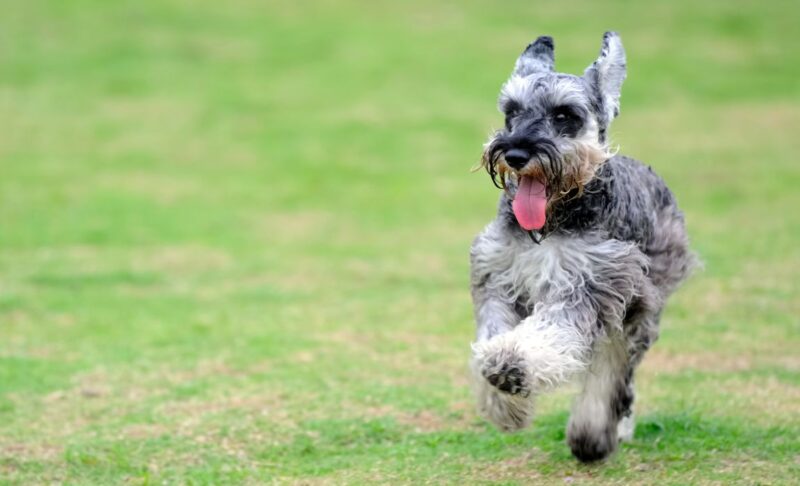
[485,235,574,305]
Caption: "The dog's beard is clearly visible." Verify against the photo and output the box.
[479,136,612,230]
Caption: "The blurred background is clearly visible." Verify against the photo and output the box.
[1,0,798,483]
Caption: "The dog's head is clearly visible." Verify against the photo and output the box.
[481,32,626,231]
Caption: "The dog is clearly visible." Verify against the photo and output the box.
[469,32,695,462]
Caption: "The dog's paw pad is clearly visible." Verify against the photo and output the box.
[484,362,529,396]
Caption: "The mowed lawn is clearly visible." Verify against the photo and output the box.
[1,0,799,484]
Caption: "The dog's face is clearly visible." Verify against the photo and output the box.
[481,32,627,231]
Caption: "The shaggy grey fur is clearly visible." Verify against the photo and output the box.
[470,32,695,463]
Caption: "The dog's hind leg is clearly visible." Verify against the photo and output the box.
[616,306,663,443]
[567,291,662,462]
[566,335,631,462]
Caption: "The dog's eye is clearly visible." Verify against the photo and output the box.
[552,107,574,123]
[551,106,583,135]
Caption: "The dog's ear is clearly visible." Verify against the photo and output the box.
[513,36,555,77]
[584,32,626,124]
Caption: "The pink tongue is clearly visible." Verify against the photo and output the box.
[512,176,547,230]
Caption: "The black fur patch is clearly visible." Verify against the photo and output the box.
[568,425,617,463]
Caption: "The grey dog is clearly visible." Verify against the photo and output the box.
[469,32,695,462]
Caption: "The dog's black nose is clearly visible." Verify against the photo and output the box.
[504,148,530,169]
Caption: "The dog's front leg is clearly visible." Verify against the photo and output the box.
[472,294,598,432]
[470,287,535,432]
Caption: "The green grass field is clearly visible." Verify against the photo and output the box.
[1,0,799,484]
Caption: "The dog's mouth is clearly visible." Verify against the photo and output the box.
[482,135,612,232]
[512,175,548,231]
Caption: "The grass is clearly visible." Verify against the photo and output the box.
[1,0,799,484]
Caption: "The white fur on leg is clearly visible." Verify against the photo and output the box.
[568,337,626,446]
[471,314,592,431]
[473,314,591,390]
[617,413,635,442]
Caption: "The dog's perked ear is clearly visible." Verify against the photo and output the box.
[513,36,555,77]
[584,31,626,126]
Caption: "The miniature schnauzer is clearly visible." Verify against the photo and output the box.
[469,32,695,462]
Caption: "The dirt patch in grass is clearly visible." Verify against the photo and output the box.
[351,398,478,434]
[641,350,754,374]
[0,442,63,462]
[120,423,170,440]
[719,376,800,419]
[398,406,473,433]
[130,245,233,274]
[93,171,200,204]
[318,327,470,389]
[257,210,340,245]
[641,349,799,375]
[468,451,548,483]
[623,101,800,154]
[158,393,283,421]
[395,409,449,433]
